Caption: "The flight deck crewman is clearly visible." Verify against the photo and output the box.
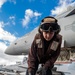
[26,16,62,75]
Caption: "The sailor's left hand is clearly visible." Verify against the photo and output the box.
[41,67,47,75]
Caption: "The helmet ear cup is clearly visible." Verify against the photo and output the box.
[55,24,61,34]
[38,26,43,34]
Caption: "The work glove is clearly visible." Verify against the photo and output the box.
[36,67,42,75]
[36,67,42,74]
[29,70,35,75]
[26,69,35,75]
[29,72,34,75]
[36,67,47,75]
[41,67,47,75]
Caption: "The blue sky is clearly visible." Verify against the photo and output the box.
[0,0,75,65]
[0,0,59,37]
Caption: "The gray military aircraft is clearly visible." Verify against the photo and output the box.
[5,5,75,75]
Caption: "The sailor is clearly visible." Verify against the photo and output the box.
[26,16,62,75]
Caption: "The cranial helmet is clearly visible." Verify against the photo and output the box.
[38,16,61,34]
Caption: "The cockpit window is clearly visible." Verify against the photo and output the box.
[65,9,75,17]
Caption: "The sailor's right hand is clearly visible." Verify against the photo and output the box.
[26,69,35,75]
[41,67,47,75]
[36,67,42,73]
[36,67,47,75]
[29,70,35,75]
[29,72,33,75]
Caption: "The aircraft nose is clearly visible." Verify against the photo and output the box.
[5,45,15,55]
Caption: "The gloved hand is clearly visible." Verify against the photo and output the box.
[28,70,35,75]
[29,72,33,75]
[36,67,42,73]
[41,67,47,75]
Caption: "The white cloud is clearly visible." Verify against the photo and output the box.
[0,55,24,65]
[9,16,16,25]
[8,0,16,4]
[0,21,16,43]
[0,58,15,65]
[0,21,4,27]
[0,0,7,8]
[51,0,75,15]
[34,12,41,16]
[0,0,16,9]
[22,9,41,27]
[0,21,24,65]
[9,16,15,20]
[0,42,7,51]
